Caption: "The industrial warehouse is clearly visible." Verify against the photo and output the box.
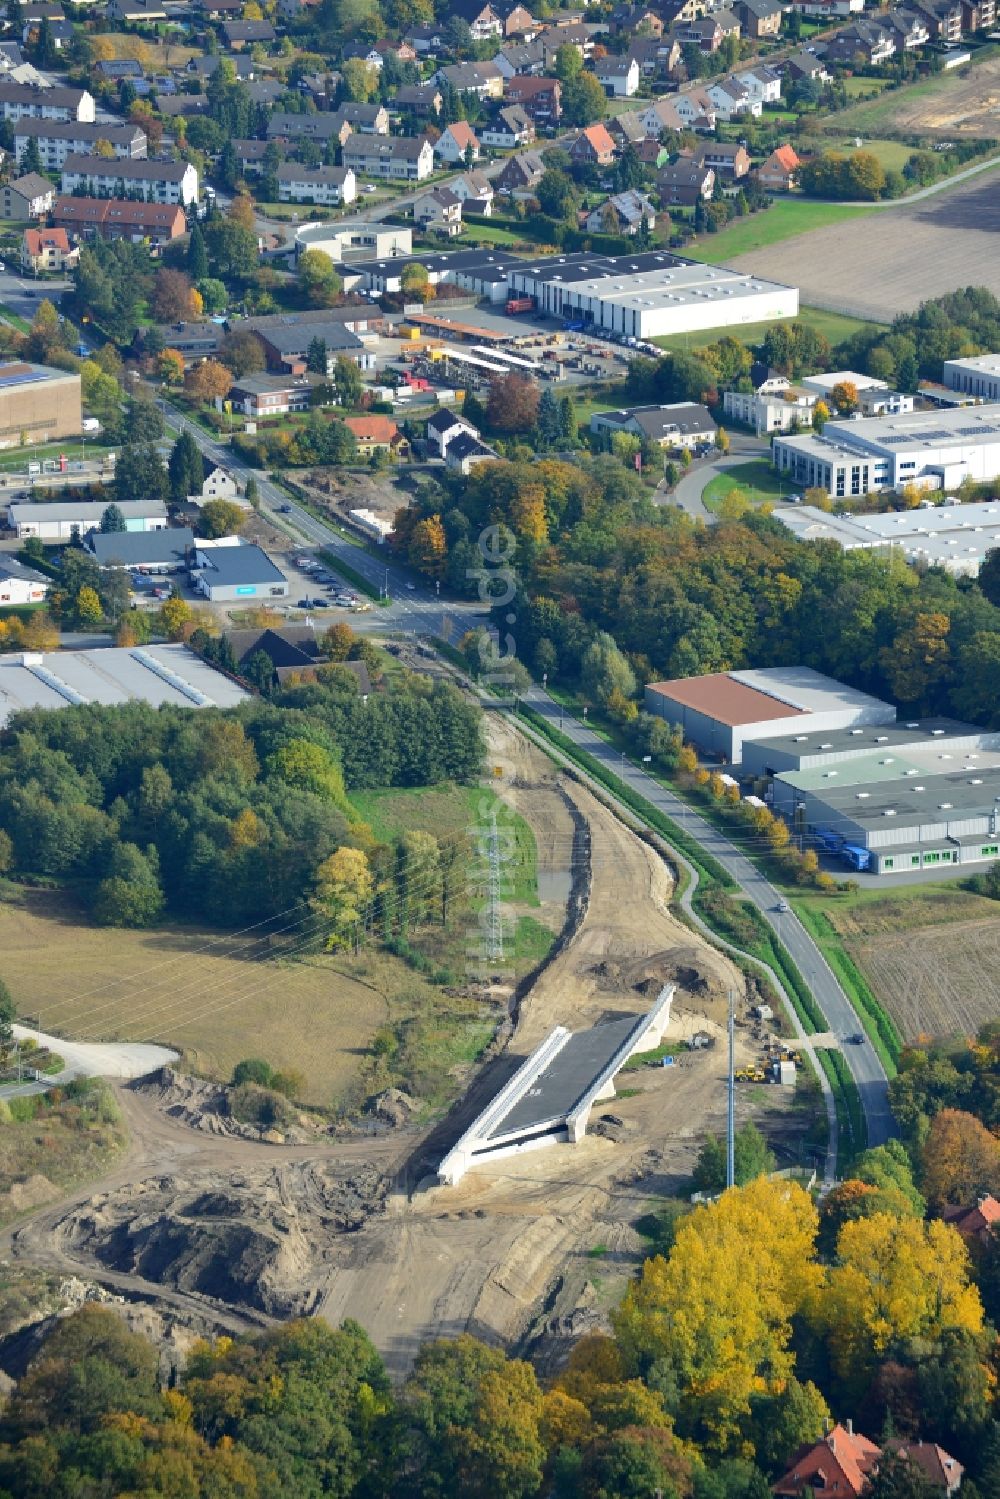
[330,242,798,339]
[647,667,1000,876]
[772,402,1000,499]
[773,499,1000,578]
[0,360,81,446]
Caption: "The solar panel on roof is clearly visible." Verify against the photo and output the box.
[0,370,44,389]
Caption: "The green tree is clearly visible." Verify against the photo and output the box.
[298,248,343,308]
[187,222,209,280]
[867,1450,939,1499]
[196,499,246,539]
[554,41,582,81]
[562,71,607,125]
[307,335,329,374]
[335,354,363,407]
[114,443,167,508]
[581,631,636,707]
[99,503,126,533]
[92,843,164,928]
[168,430,205,504]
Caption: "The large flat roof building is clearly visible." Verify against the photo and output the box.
[0,645,246,727]
[942,353,1000,404]
[8,498,166,540]
[772,497,1000,577]
[0,360,81,450]
[742,715,998,779]
[773,402,1000,500]
[506,251,798,338]
[646,666,895,764]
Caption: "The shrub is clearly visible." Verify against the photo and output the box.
[228,1083,294,1132]
[231,1058,274,1089]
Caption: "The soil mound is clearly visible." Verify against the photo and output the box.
[54,1162,388,1317]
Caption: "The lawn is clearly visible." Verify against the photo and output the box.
[841,76,891,99]
[701,458,786,512]
[684,200,872,264]
[0,440,106,473]
[823,137,915,171]
[652,305,881,354]
[461,219,532,247]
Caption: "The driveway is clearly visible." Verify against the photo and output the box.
[522,685,895,1147]
[0,1025,178,1100]
[663,435,772,523]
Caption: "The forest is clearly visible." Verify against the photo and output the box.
[0,673,482,928]
[5,1058,1000,1499]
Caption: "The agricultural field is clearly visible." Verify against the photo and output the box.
[814,885,1000,1042]
[684,200,872,264]
[828,51,1000,139]
[730,164,1000,321]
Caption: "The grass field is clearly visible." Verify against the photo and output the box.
[0,886,391,1107]
[799,884,1000,1044]
[829,52,1000,139]
[842,76,891,99]
[701,458,786,512]
[652,304,880,354]
[824,138,915,172]
[684,201,872,264]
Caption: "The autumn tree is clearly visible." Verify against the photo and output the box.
[486,372,540,434]
[879,611,951,706]
[157,347,185,385]
[613,1179,822,1451]
[408,514,447,576]
[921,1108,1000,1212]
[151,267,198,322]
[817,1213,984,1390]
[400,262,431,300]
[159,596,193,641]
[830,380,859,415]
[312,846,373,948]
[184,359,233,402]
[196,499,246,539]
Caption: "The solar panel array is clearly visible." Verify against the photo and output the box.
[0,370,44,390]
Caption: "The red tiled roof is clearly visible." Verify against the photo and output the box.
[580,122,615,154]
[774,1426,881,1498]
[771,144,800,171]
[887,1440,964,1491]
[342,414,400,443]
[942,1194,1000,1239]
[647,672,806,728]
[445,120,479,148]
[24,227,70,254]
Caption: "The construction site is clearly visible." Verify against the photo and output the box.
[0,717,823,1376]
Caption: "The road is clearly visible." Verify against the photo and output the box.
[667,435,771,523]
[156,392,485,636]
[0,1026,178,1100]
[0,267,73,323]
[522,684,894,1147]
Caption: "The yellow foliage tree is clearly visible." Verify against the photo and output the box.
[767,817,790,850]
[678,744,698,774]
[408,514,447,577]
[540,1389,592,1455]
[157,348,185,385]
[613,1179,821,1451]
[511,483,548,543]
[228,808,264,850]
[24,612,58,651]
[159,596,193,641]
[817,1213,983,1386]
[312,847,374,949]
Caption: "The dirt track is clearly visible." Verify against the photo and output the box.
[1,723,795,1373]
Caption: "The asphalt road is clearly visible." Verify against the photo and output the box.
[666,434,773,523]
[522,684,895,1148]
[156,393,486,637]
[0,267,73,323]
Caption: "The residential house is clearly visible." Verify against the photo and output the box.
[672,10,741,51]
[426,405,477,456]
[707,75,762,120]
[13,119,147,169]
[0,555,49,606]
[585,189,655,236]
[661,88,717,131]
[1,170,53,219]
[538,20,594,65]
[733,0,782,35]
[445,430,500,473]
[52,197,188,245]
[912,0,963,38]
[495,146,544,196]
[656,160,714,204]
[886,9,931,47]
[336,101,390,134]
[154,95,209,120]
[198,467,241,504]
[341,414,408,456]
[277,164,357,207]
[266,110,352,146]
[221,18,276,46]
[569,122,616,167]
[493,38,545,76]
[825,18,897,64]
[692,139,751,179]
[501,2,538,38]
[229,372,319,417]
[434,119,481,165]
[342,134,434,182]
[735,63,782,103]
[449,0,504,38]
[413,185,463,235]
[962,0,996,29]
[22,15,74,49]
[437,60,505,98]
[394,82,442,115]
[60,154,199,205]
[943,1194,1000,1243]
[106,0,166,18]
[504,73,561,123]
[636,136,669,167]
[783,48,833,80]
[595,54,640,97]
[591,402,717,447]
[406,23,445,53]
[0,80,94,122]
[774,1423,963,1498]
[95,57,144,81]
[627,35,682,79]
[375,36,418,61]
[231,138,270,174]
[609,3,663,36]
[448,168,494,213]
[479,103,534,148]
[21,225,77,273]
[342,41,384,69]
[757,142,800,191]
[607,108,646,145]
[786,0,863,14]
